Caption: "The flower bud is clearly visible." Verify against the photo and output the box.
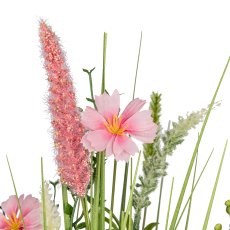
[226,206,230,215]
[225,200,230,207]
[214,223,222,230]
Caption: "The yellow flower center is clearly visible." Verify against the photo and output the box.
[104,115,127,135]
[3,212,23,230]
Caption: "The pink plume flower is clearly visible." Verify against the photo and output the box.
[39,20,91,196]
[0,194,42,230]
[81,89,158,161]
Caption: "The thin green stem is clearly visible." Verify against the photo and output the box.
[165,177,174,230]
[41,158,47,230]
[62,184,70,230]
[122,152,142,228]
[142,207,147,230]
[202,140,228,230]
[120,162,129,224]
[120,32,143,227]
[169,57,230,230]
[132,31,142,100]
[110,160,117,213]
[81,198,90,230]
[6,155,26,230]
[129,159,133,230]
[175,149,214,229]
[101,32,107,94]
[70,197,78,229]
[83,67,96,108]
[185,151,199,229]
[100,152,105,230]
[156,177,164,230]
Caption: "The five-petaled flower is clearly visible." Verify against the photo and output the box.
[81,90,157,161]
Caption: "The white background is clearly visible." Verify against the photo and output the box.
[1,1,230,229]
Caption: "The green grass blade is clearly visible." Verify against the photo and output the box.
[41,158,47,230]
[62,184,71,229]
[175,149,214,229]
[156,177,164,230]
[165,177,174,230]
[122,152,142,229]
[169,57,230,230]
[6,155,27,230]
[202,140,228,230]
[185,151,199,229]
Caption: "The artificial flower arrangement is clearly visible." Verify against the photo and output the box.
[0,20,229,230]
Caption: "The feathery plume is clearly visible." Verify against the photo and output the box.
[39,20,91,197]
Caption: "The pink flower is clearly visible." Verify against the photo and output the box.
[39,20,91,196]
[0,195,42,230]
[81,90,157,161]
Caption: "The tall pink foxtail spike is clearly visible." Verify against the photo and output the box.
[39,20,91,197]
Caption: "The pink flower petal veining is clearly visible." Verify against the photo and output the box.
[39,20,91,196]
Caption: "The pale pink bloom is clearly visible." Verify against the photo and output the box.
[0,195,42,230]
[81,90,157,161]
[39,20,91,196]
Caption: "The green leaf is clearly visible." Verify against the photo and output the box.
[144,222,158,230]
[76,222,86,229]
[64,203,73,216]
[86,97,95,103]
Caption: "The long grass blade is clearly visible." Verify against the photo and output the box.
[185,151,199,229]
[202,140,228,230]
[165,177,174,230]
[169,57,230,230]
[175,149,214,229]
[6,155,27,230]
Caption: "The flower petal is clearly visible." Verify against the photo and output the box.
[21,195,40,218]
[81,133,94,152]
[121,98,146,123]
[23,208,42,230]
[81,106,106,130]
[113,135,138,161]
[0,213,8,228]
[85,130,113,152]
[1,195,24,218]
[95,89,120,120]
[105,136,116,157]
[129,127,157,143]
[123,110,157,143]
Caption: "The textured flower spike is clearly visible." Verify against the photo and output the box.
[39,20,91,196]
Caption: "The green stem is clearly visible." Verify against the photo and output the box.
[6,155,27,230]
[62,184,70,230]
[175,149,214,229]
[122,152,142,228]
[185,151,199,229]
[165,177,174,230]
[81,198,90,230]
[101,32,107,94]
[110,160,117,213]
[41,158,47,230]
[202,140,228,230]
[119,162,129,224]
[169,57,230,230]
[142,207,147,230]
[92,154,101,230]
[120,31,143,228]
[100,152,105,230]
[156,177,164,230]
[70,198,78,229]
